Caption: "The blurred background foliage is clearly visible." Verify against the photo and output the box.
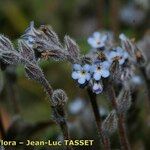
[0,0,149,149]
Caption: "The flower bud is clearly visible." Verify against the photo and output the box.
[51,89,68,107]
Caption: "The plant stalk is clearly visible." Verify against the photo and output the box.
[42,78,72,150]
[106,84,130,150]
[87,88,111,150]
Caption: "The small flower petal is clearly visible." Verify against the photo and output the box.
[93,32,101,39]
[101,69,110,78]
[102,61,111,69]
[101,35,108,42]
[83,64,91,71]
[73,64,81,70]
[72,71,79,79]
[87,38,96,47]
[119,59,125,65]
[78,77,86,84]
[86,73,91,81]
[93,72,101,81]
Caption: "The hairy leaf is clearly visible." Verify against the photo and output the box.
[117,88,131,113]
[39,25,62,48]
[0,34,14,51]
[25,65,44,82]
[102,110,117,136]
[18,40,36,64]
[64,35,80,63]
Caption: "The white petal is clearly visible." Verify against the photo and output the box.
[72,72,79,80]
[102,61,111,69]
[119,59,125,65]
[101,35,107,42]
[90,65,96,73]
[123,51,129,59]
[116,47,123,53]
[78,77,86,84]
[93,72,101,81]
[109,51,118,59]
[101,69,110,78]
[73,64,81,70]
[87,37,96,46]
[83,64,91,71]
[86,73,91,81]
[93,32,101,39]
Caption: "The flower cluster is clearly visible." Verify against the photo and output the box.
[71,32,132,94]
[18,23,143,95]
[72,61,111,94]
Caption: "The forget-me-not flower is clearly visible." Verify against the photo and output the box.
[72,64,91,85]
[87,32,108,49]
[91,60,110,81]
[106,47,129,65]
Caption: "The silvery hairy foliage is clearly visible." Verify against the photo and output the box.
[21,22,80,64]
[116,88,131,114]
[0,35,45,85]
[119,34,146,66]
[0,33,70,143]
[22,23,146,96]
[101,110,117,136]
[0,34,70,116]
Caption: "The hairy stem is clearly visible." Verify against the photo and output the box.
[107,85,130,150]
[87,88,111,150]
[59,119,72,150]
[41,78,72,150]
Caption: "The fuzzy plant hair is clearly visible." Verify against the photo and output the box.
[0,21,148,150]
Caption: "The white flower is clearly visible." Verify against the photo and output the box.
[91,61,110,81]
[107,47,129,65]
[92,81,103,94]
[87,32,108,49]
[72,64,91,85]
